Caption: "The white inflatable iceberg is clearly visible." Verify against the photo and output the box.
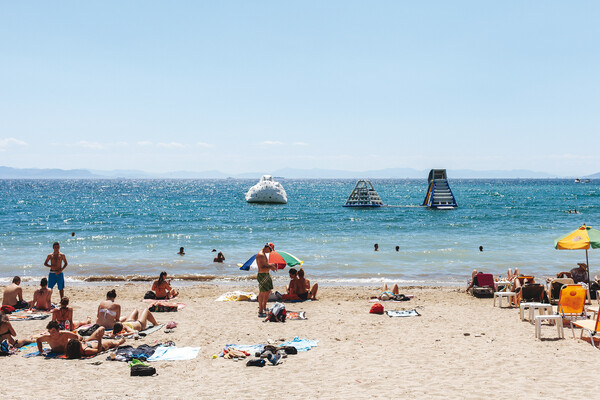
[245,175,287,204]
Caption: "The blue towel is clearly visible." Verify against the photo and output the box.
[279,337,318,352]
[147,345,200,361]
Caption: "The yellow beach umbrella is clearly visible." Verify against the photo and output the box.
[554,224,600,281]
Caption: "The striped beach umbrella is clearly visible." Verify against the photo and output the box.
[238,250,304,271]
[554,224,600,274]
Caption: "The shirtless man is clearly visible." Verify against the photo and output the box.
[2,276,28,309]
[36,320,77,354]
[256,243,277,317]
[44,242,68,301]
[31,278,53,311]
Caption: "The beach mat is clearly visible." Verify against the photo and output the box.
[279,337,318,352]
[143,300,186,311]
[216,291,256,302]
[147,345,200,361]
[9,313,50,321]
[286,311,307,320]
[385,309,420,318]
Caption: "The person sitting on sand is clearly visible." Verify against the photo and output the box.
[152,271,179,300]
[466,270,479,292]
[31,278,53,311]
[286,268,299,294]
[108,308,159,337]
[51,297,90,330]
[0,311,33,347]
[96,289,121,329]
[2,276,29,309]
[213,251,225,263]
[295,269,318,300]
[65,327,125,359]
[556,263,588,284]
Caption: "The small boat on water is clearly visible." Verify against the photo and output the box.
[245,175,287,204]
[343,180,385,207]
[575,178,582,183]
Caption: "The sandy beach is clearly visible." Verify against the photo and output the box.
[2,282,599,399]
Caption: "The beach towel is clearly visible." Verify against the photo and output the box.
[145,301,186,312]
[112,344,162,362]
[23,348,96,359]
[369,295,414,303]
[221,343,265,357]
[279,337,318,352]
[8,313,50,321]
[147,345,200,361]
[286,311,307,320]
[216,291,257,302]
[385,309,420,318]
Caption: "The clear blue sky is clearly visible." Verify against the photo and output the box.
[1,1,599,175]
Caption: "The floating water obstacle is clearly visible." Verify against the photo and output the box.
[422,169,457,209]
[343,179,385,207]
[245,175,287,204]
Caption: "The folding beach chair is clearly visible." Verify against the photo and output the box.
[548,278,574,304]
[572,307,600,348]
[535,284,587,339]
[469,273,496,298]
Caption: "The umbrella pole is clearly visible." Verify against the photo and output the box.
[586,249,590,287]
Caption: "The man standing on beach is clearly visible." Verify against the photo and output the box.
[44,242,68,301]
[256,243,277,318]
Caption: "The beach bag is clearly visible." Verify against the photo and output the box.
[149,304,178,312]
[0,339,10,356]
[144,291,157,300]
[370,303,384,314]
[130,364,157,376]
[78,324,100,337]
[267,302,286,322]
[246,359,266,367]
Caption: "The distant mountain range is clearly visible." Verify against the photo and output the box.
[0,165,597,179]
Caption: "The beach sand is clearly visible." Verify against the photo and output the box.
[3,282,598,399]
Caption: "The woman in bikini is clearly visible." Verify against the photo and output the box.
[295,269,318,300]
[65,326,125,359]
[96,289,121,329]
[152,272,179,300]
[51,297,90,330]
[0,312,33,347]
[109,308,159,337]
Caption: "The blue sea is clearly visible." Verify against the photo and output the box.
[0,179,597,286]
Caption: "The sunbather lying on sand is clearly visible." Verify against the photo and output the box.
[110,308,158,336]
[65,327,125,358]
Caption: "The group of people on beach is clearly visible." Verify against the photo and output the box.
[255,242,318,317]
[466,262,600,305]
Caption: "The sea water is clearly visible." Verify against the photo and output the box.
[0,179,597,286]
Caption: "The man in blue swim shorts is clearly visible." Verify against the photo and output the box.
[44,242,68,301]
